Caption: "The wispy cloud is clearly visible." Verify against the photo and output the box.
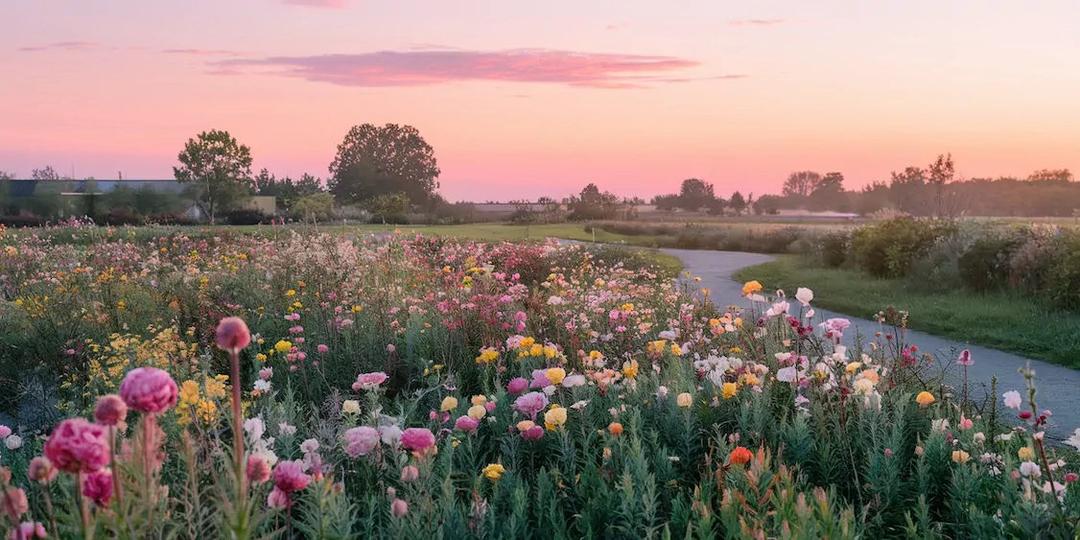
[163,48,242,57]
[17,41,99,52]
[282,0,347,8]
[213,48,706,89]
[728,18,785,27]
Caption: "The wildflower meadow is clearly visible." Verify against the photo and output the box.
[1,223,1079,539]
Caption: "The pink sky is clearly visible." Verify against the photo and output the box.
[1,1,1078,201]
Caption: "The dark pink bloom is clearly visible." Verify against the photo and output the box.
[44,418,110,473]
[521,425,545,441]
[400,428,436,454]
[272,460,311,493]
[119,367,178,414]
[82,469,113,506]
[93,394,128,426]
[246,455,272,484]
[506,377,528,395]
[267,486,291,509]
[215,317,251,351]
[957,349,973,366]
[454,416,479,433]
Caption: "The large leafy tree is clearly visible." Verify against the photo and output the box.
[173,130,254,224]
[677,178,716,211]
[328,123,440,205]
[782,171,821,198]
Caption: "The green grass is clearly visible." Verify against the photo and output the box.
[734,255,1080,367]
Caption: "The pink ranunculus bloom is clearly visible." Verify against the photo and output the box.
[119,367,178,414]
[957,349,974,366]
[267,486,291,509]
[247,455,272,484]
[0,425,10,439]
[513,392,549,420]
[820,318,851,339]
[352,372,389,392]
[317,344,329,354]
[26,457,58,484]
[342,426,381,458]
[1,487,28,521]
[454,415,479,433]
[259,367,273,381]
[400,465,419,483]
[44,418,110,473]
[93,394,128,426]
[506,377,529,395]
[391,498,409,517]
[400,428,436,454]
[272,460,311,493]
[9,521,47,539]
[82,469,113,506]
[521,425,545,441]
[215,317,251,352]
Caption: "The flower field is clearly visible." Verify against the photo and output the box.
[0,223,1079,538]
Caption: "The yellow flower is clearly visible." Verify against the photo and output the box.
[544,406,568,430]
[471,395,487,406]
[845,362,862,375]
[670,343,683,356]
[468,404,487,420]
[542,345,558,359]
[274,340,293,354]
[676,393,693,408]
[915,391,936,407]
[256,353,268,362]
[621,359,639,380]
[179,380,200,404]
[285,289,296,297]
[721,382,739,400]
[482,463,506,481]
[529,344,543,357]
[1017,446,1035,461]
[475,347,499,365]
[204,375,228,400]
[742,280,763,296]
[440,396,459,412]
[545,367,566,386]
[951,450,970,464]
[342,400,361,415]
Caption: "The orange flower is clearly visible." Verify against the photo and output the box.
[728,446,753,466]
[608,422,623,436]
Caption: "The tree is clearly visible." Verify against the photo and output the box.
[652,193,679,212]
[173,130,254,224]
[292,192,335,223]
[808,172,845,211]
[782,171,821,198]
[31,166,62,181]
[677,178,716,211]
[729,191,747,215]
[888,166,928,215]
[364,192,410,224]
[567,183,622,220]
[328,123,440,205]
[1028,169,1073,183]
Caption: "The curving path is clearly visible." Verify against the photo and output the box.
[663,248,1080,440]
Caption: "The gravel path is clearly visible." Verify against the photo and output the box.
[664,248,1080,440]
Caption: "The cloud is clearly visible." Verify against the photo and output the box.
[282,0,347,8]
[163,48,242,56]
[17,41,98,52]
[213,48,706,88]
[728,18,785,26]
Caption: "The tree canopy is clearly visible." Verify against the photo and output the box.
[173,129,254,224]
[328,123,440,206]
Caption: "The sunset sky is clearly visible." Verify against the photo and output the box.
[2,1,1078,201]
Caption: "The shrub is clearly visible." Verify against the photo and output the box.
[957,232,1023,291]
[851,218,956,278]
[815,231,850,267]
[225,208,271,225]
[1044,229,1080,310]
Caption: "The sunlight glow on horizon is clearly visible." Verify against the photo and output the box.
[1,0,1078,201]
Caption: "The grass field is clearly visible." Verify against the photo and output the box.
[734,255,1080,367]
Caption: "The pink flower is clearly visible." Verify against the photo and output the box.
[317,344,329,354]
[8,522,46,539]
[26,457,57,484]
[454,416,479,433]
[521,425,545,441]
[957,349,973,366]
[267,487,291,509]
[1064,472,1078,483]
[400,428,436,454]
[247,455,272,484]
[513,392,549,420]
[529,370,551,389]
[272,460,311,493]
[1,487,27,521]
[820,318,851,339]
[119,367,178,414]
[391,498,409,518]
[506,377,528,395]
[352,372,389,392]
[93,394,128,426]
[259,367,273,381]
[215,317,251,352]
[0,426,10,439]
[82,469,113,506]
[342,426,380,458]
[400,465,419,483]
[44,418,110,473]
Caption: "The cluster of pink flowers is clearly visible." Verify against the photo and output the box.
[352,371,389,392]
[267,460,311,509]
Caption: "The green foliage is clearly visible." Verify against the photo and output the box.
[173,129,255,224]
[328,123,440,205]
[851,218,956,278]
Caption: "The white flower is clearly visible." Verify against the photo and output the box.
[378,425,402,447]
[300,438,320,454]
[795,287,814,306]
[1064,428,1080,451]
[1002,390,1022,410]
[546,296,564,305]
[341,400,361,415]
[253,379,272,392]
[1019,461,1041,478]
[4,435,22,450]
[656,386,669,400]
[659,330,677,340]
[570,400,590,410]
[776,366,798,383]
[243,417,265,442]
[561,374,587,388]
[931,419,950,432]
